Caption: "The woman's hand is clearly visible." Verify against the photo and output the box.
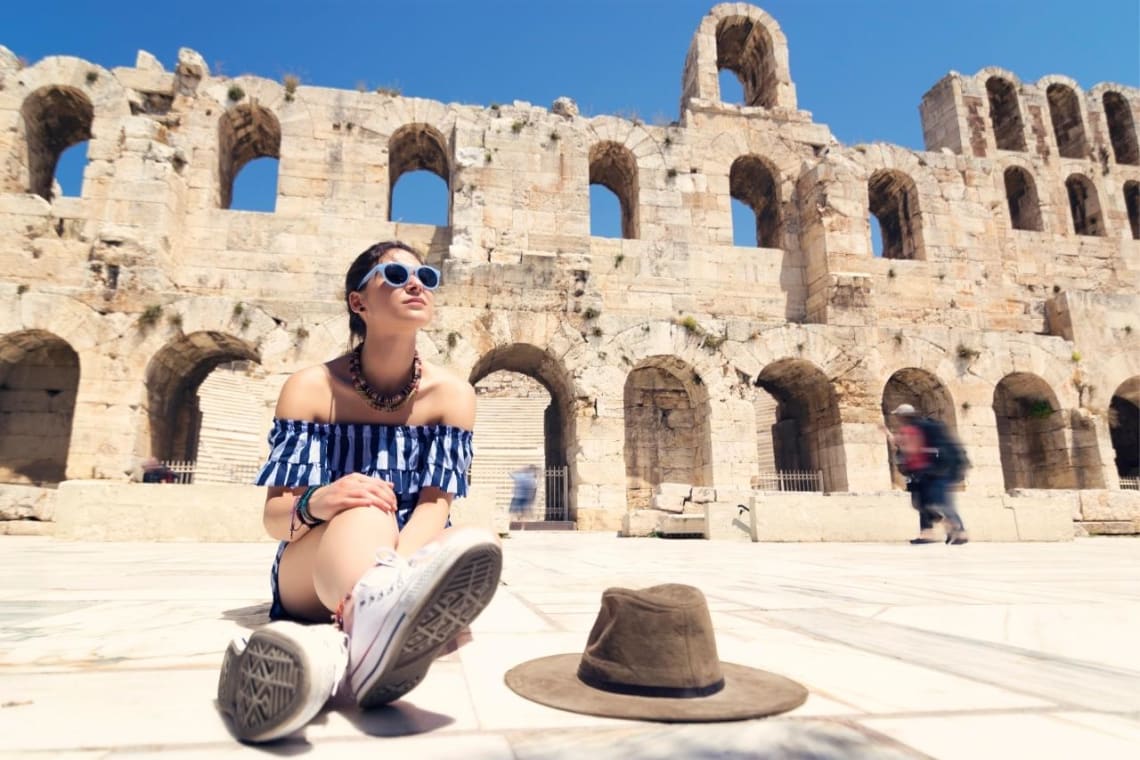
[308,473,398,519]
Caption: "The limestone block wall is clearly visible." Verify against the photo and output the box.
[1,2,1138,536]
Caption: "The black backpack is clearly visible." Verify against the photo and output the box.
[917,418,971,483]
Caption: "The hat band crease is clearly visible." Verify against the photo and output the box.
[576,670,726,699]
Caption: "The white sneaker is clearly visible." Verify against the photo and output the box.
[347,529,502,708]
[217,621,347,743]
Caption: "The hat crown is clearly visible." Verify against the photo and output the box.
[576,584,724,697]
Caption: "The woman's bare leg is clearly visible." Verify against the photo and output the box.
[277,506,399,622]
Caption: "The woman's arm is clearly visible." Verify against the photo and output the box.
[395,378,476,557]
[261,368,326,540]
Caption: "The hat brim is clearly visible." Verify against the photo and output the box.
[504,654,808,723]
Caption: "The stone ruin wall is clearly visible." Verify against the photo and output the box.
[1,3,1139,533]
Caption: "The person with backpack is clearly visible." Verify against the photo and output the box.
[884,404,969,545]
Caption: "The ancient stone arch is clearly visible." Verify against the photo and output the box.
[681,3,796,112]
[20,86,94,201]
[880,368,957,488]
[0,330,79,484]
[469,342,577,515]
[868,169,922,259]
[388,122,451,223]
[623,355,712,508]
[218,102,281,210]
[589,140,639,239]
[145,331,261,462]
[992,372,1074,490]
[729,154,781,248]
[755,357,844,492]
[985,75,1027,152]
[1003,165,1043,231]
[1065,173,1105,236]
[1125,181,1140,240]
[1101,91,1139,166]
[1108,376,1139,481]
[1045,81,1089,160]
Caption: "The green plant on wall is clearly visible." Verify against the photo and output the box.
[1027,398,1053,419]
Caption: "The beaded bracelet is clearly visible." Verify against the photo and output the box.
[296,486,325,528]
[288,485,325,540]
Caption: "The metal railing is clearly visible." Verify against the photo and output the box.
[544,466,570,521]
[157,460,261,485]
[752,469,824,493]
[1121,476,1140,491]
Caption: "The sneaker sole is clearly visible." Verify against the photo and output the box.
[354,541,502,708]
[217,628,322,743]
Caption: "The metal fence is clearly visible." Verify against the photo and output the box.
[752,469,824,493]
[544,466,570,521]
[1121,476,1140,491]
[158,461,261,485]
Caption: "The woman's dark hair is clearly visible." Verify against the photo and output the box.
[345,240,425,343]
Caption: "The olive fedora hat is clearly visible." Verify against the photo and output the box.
[504,584,808,722]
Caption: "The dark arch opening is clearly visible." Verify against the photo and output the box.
[0,330,80,484]
[21,86,94,201]
[1065,174,1105,236]
[1004,166,1043,231]
[869,170,922,259]
[589,141,639,239]
[729,155,781,248]
[715,16,778,108]
[986,77,1027,152]
[1103,92,1139,165]
[218,103,281,210]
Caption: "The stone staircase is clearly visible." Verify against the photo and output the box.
[473,396,549,516]
[194,367,265,484]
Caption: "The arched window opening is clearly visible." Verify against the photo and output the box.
[1065,174,1104,236]
[754,359,845,493]
[624,358,712,508]
[881,369,957,489]
[986,77,1027,152]
[868,170,921,259]
[20,86,94,201]
[718,69,745,105]
[715,16,777,108]
[218,103,281,210]
[1004,166,1043,231]
[390,170,449,226]
[729,155,781,248]
[470,345,575,522]
[589,141,638,239]
[1109,378,1140,486]
[229,156,279,213]
[1125,181,1140,241]
[1047,84,1088,159]
[993,373,1075,490]
[0,331,79,485]
[388,123,450,225]
[589,184,622,239]
[1103,92,1139,165]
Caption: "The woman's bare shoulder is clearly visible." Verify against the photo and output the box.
[420,360,475,429]
[275,359,347,421]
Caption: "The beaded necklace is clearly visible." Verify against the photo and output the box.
[348,343,421,412]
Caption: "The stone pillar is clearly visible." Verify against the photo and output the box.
[920,74,969,155]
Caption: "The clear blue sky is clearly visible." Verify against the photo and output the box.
[7,0,1138,240]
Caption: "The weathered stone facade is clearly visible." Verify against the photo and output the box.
[2,3,1138,537]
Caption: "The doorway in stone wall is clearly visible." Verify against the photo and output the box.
[470,344,574,529]
[623,357,713,508]
[0,330,79,485]
[993,372,1078,490]
[753,358,844,493]
[145,332,265,484]
[1109,377,1139,489]
[880,368,957,489]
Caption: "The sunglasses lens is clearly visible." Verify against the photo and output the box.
[382,263,410,286]
[417,267,440,289]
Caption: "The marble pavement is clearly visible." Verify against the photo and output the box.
[1,532,1139,759]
